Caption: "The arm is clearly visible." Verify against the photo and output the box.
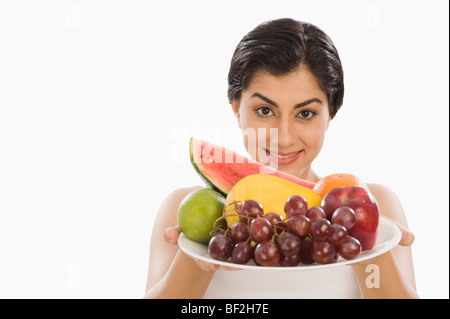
[351,184,419,299]
[143,186,216,299]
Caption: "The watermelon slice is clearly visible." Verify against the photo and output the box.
[190,137,316,196]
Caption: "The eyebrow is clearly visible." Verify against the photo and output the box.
[251,93,322,109]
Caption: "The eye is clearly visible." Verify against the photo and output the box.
[297,109,316,119]
[256,107,275,117]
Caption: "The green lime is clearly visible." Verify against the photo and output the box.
[177,188,226,244]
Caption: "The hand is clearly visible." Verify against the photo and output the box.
[163,225,181,245]
[385,217,415,246]
[163,225,241,271]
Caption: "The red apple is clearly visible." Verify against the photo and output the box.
[321,186,379,250]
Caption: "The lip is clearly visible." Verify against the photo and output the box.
[264,148,303,166]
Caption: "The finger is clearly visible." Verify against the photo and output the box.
[163,225,181,245]
[195,259,219,271]
[195,259,242,271]
[399,227,415,246]
[385,217,415,246]
[217,265,242,271]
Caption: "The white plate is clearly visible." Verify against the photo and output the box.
[178,217,401,270]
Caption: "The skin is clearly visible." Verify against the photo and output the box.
[230,66,330,182]
[144,66,418,299]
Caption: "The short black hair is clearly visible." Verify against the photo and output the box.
[227,18,344,118]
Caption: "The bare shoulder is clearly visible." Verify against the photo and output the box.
[165,186,204,206]
[366,183,398,202]
[366,183,409,226]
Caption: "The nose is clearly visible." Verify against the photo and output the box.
[272,116,296,150]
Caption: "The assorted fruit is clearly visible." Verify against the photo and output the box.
[180,138,380,267]
[312,173,369,198]
[190,138,315,196]
[208,193,367,267]
[321,186,379,251]
[223,174,322,227]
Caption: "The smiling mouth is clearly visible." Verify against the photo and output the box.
[264,148,303,159]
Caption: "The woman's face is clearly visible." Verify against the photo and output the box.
[231,67,331,180]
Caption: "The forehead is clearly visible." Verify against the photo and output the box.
[244,68,327,103]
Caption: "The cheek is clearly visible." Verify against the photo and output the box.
[239,113,273,161]
[300,124,327,150]
[238,111,252,131]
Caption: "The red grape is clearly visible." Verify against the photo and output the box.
[250,217,274,243]
[265,212,285,235]
[239,200,264,224]
[284,195,308,217]
[273,220,286,235]
[265,212,283,223]
[230,221,250,243]
[276,232,301,257]
[231,242,253,264]
[208,234,232,261]
[336,236,362,260]
[286,215,310,237]
[254,241,280,266]
[329,248,339,264]
[327,224,348,245]
[279,253,302,267]
[310,218,333,241]
[211,196,366,267]
[331,206,356,230]
[311,240,335,264]
[300,239,315,264]
[306,206,326,222]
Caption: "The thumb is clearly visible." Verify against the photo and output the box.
[398,225,415,246]
[387,218,415,246]
[164,225,181,245]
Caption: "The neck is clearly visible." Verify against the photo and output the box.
[299,167,321,184]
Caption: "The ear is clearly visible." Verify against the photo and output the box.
[230,100,241,128]
[325,116,331,131]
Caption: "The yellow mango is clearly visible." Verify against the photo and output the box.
[224,174,323,227]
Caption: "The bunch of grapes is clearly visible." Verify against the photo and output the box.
[208,196,362,267]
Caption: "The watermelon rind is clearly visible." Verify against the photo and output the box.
[189,137,228,196]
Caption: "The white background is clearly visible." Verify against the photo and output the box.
[0,0,448,298]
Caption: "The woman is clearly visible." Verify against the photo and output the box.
[144,18,418,299]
